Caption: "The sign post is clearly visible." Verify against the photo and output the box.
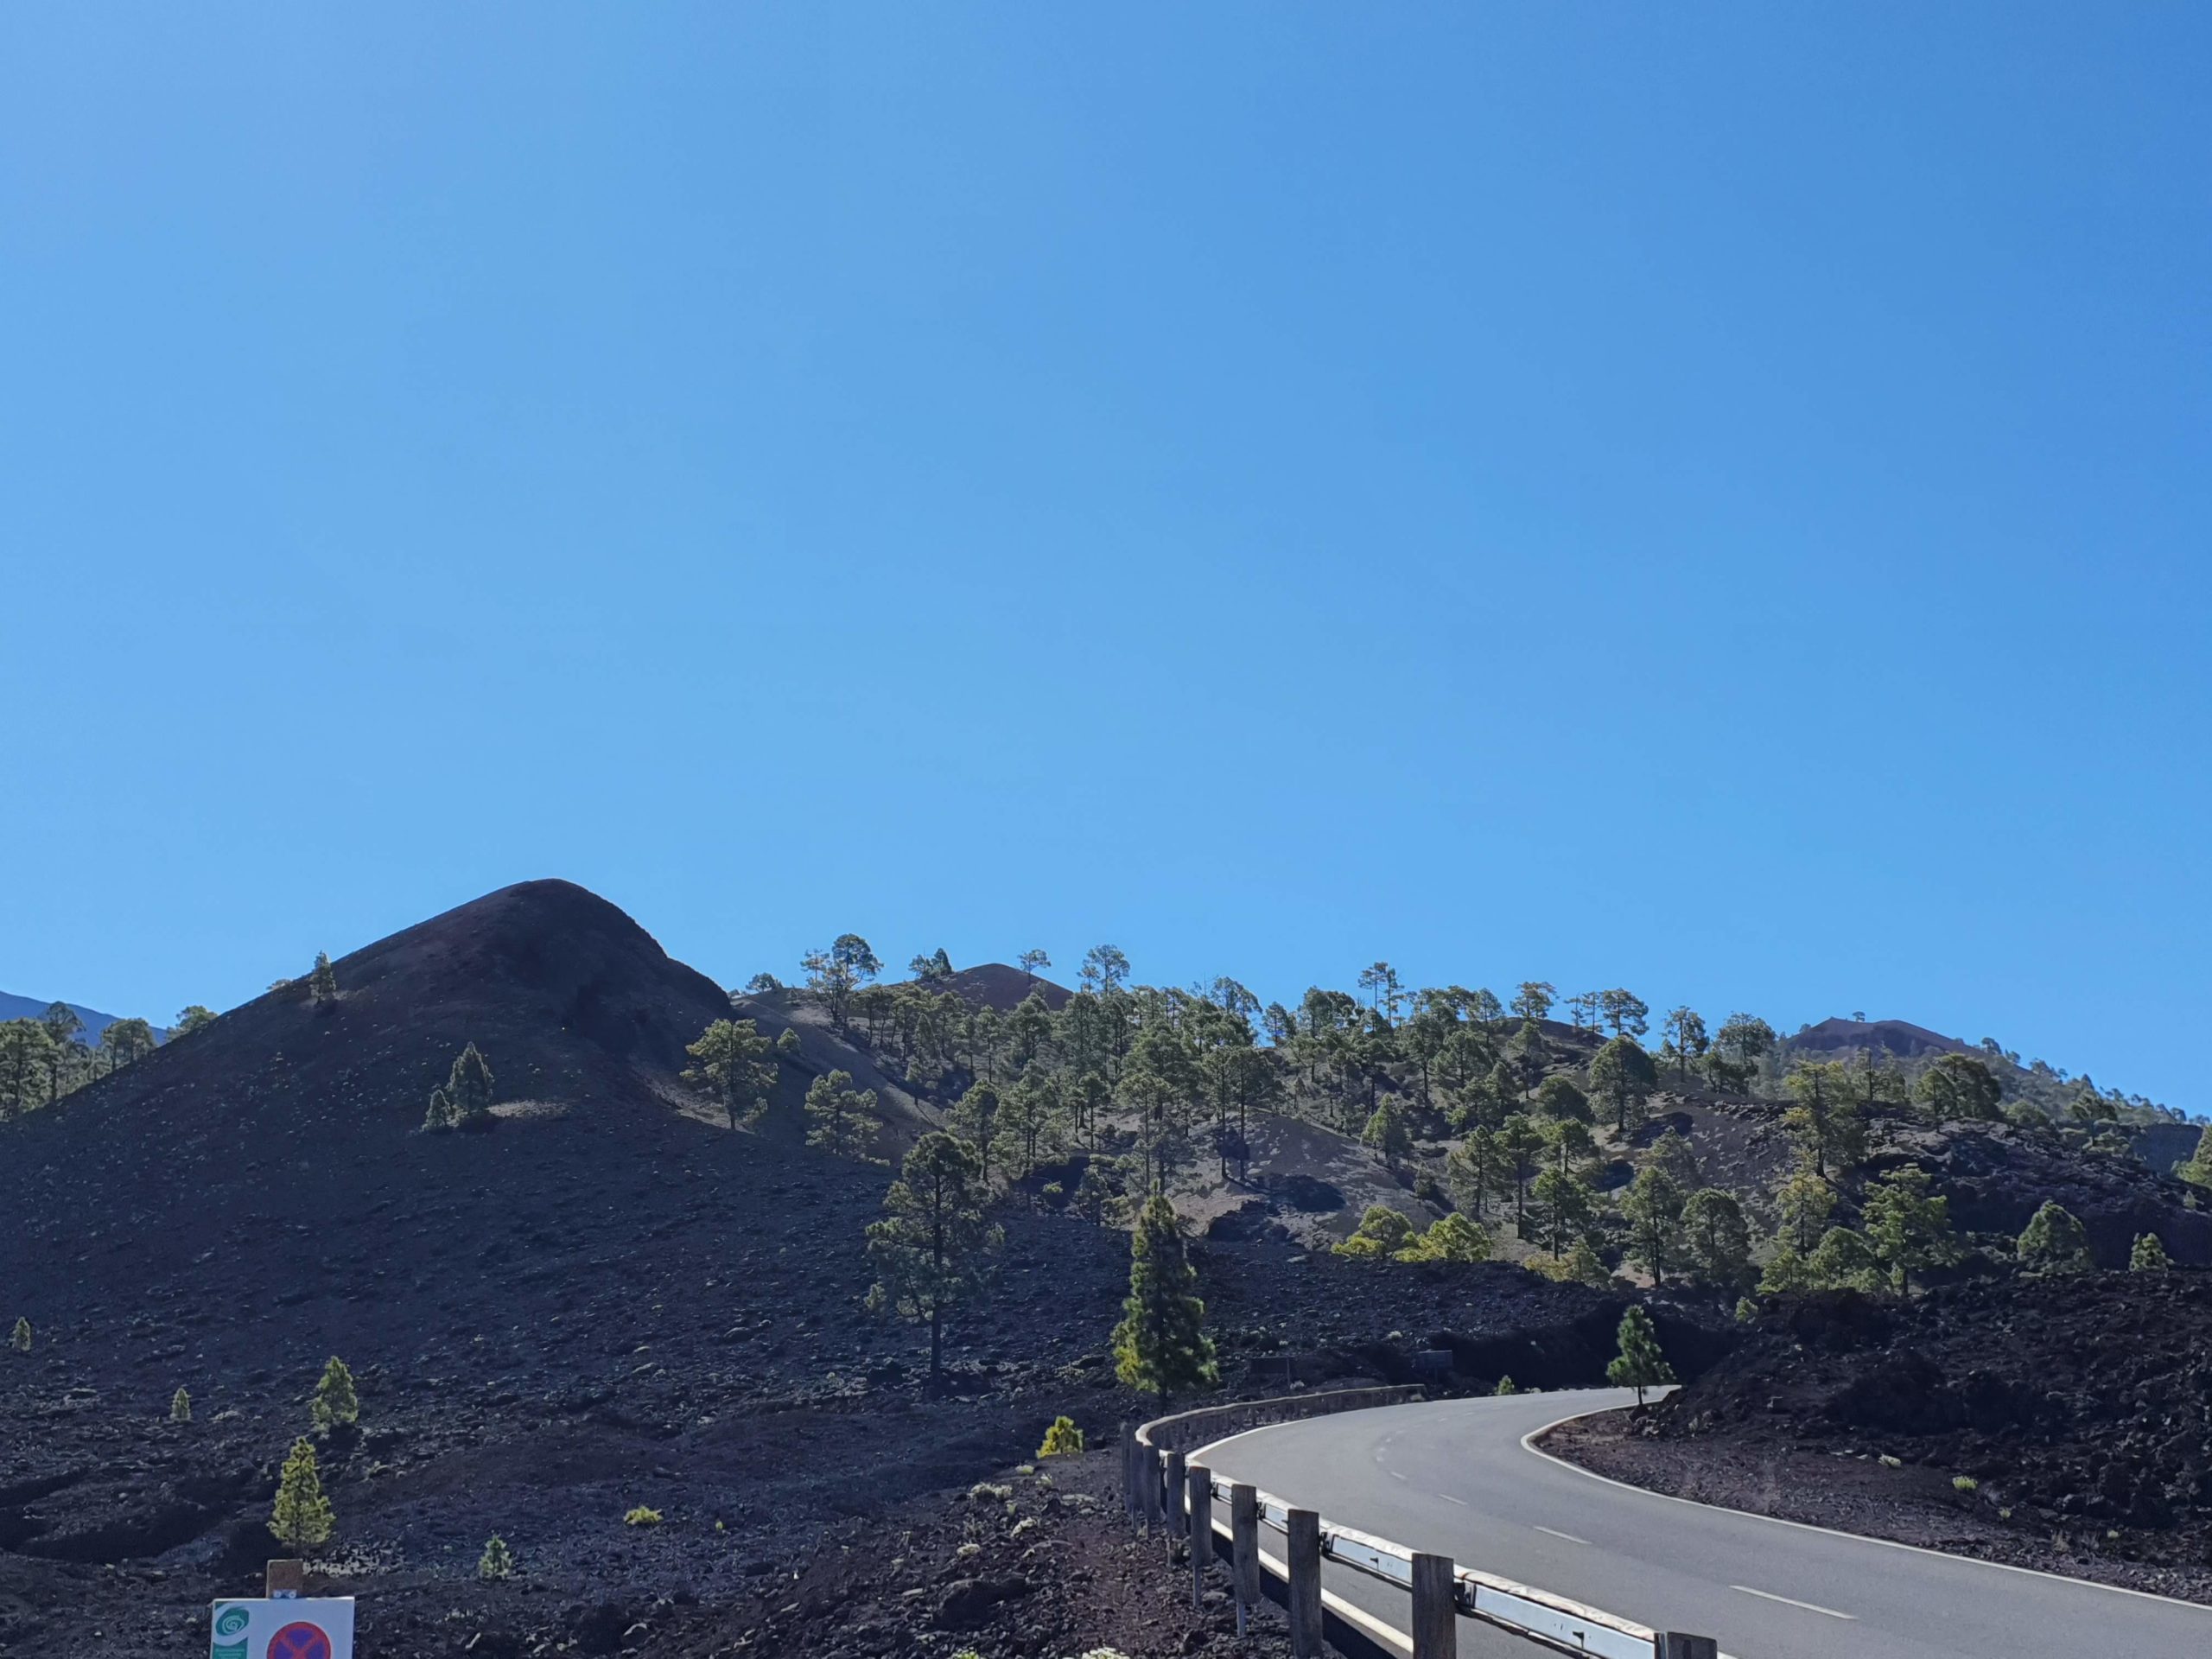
[210,1597,354,1659]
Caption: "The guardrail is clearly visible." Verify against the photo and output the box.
[1124,1389,1718,1659]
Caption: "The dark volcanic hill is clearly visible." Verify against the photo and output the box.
[1789,1016,1971,1059]
[932,963,1073,1013]
[0,881,1140,1657]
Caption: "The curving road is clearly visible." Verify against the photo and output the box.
[1192,1391,2212,1659]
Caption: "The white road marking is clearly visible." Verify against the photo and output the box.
[1389,1469,1407,1482]
[1732,1584,1856,1620]
[1437,1493,1468,1507]
[1533,1525,1589,1545]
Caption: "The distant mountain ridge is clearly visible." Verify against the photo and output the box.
[0,991,149,1041]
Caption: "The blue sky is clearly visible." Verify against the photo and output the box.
[3,5,2207,1108]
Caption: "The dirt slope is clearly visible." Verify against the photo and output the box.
[1553,1274,2212,1601]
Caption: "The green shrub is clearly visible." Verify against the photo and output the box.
[1493,1376,1518,1396]
[1399,1212,1491,1263]
[310,1357,359,1433]
[170,1388,192,1424]
[1334,1205,1416,1259]
[10,1317,29,1353]
[1037,1415,1085,1457]
[624,1506,662,1527]
[2130,1233,2171,1272]
[478,1535,515,1580]
[1952,1475,1979,1493]
[1733,1297,1758,1324]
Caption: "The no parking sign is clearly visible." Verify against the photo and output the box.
[209,1598,354,1659]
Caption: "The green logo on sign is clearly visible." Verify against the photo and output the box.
[213,1606,250,1637]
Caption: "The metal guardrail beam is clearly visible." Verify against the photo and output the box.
[1133,1389,1719,1659]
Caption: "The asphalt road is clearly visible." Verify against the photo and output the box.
[1192,1390,2212,1659]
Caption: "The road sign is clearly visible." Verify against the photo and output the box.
[209,1598,354,1659]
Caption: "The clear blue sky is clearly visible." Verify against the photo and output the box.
[3,6,2206,1108]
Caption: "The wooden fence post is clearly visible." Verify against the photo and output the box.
[1230,1483,1261,1635]
[1656,1638,1718,1659]
[1120,1422,1136,1521]
[1186,1464,1214,1605]
[1286,1508,1322,1659]
[1409,1553,1456,1659]
[1163,1449,1187,1546]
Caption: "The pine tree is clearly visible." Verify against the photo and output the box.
[10,1317,29,1352]
[1587,1037,1657,1135]
[270,1436,334,1553]
[1361,1099,1412,1170]
[2130,1233,2171,1272]
[445,1043,495,1126]
[1111,1195,1218,1405]
[1804,1225,1887,1293]
[1446,1128,1503,1221]
[1681,1188,1752,1289]
[170,1387,192,1423]
[1492,1375,1518,1396]
[2177,1125,2212,1192]
[1037,1415,1086,1457]
[2017,1201,2093,1274]
[684,1019,774,1129]
[866,1133,1002,1381]
[422,1084,457,1132]
[1862,1166,1953,1291]
[992,1074,1064,1179]
[949,1083,1001,1185]
[310,1357,359,1433]
[308,951,339,1008]
[1621,1165,1686,1284]
[804,1068,881,1161]
[478,1535,516,1580]
[1605,1306,1676,1405]
[1758,1238,1812,1294]
[1559,1235,1611,1287]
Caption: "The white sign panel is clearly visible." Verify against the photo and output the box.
[209,1598,355,1659]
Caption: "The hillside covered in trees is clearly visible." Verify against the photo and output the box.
[3,880,2209,1653]
[721,932,2211,1300]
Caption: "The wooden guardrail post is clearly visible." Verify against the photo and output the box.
[1119,1421,1135,1520]
[1657,1638,1718,1659]
[1409,1552,1456,1658]
[1230,1483,1261,1634]
[1163,1448,1187,1548]
[1186,1464,1214,1605]
[1286,1507,1322,1658]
